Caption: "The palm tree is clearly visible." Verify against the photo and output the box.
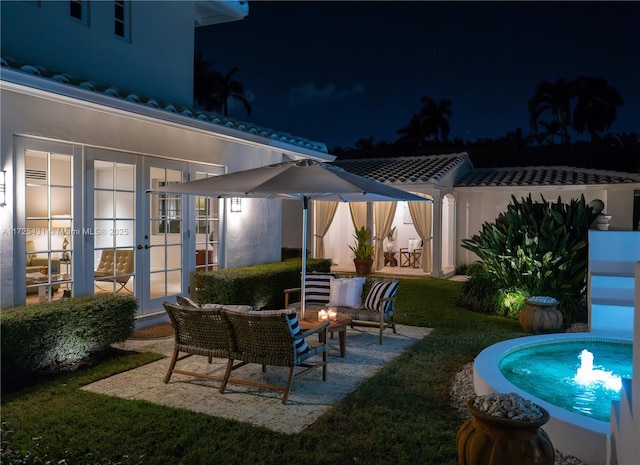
[604,131,640,148]
[193,56,251,117]
[504,127,534,154]
[528,79,573,144]
[538,120,564,146]
[396,96,452,147]
[209,67,252,117]
[571,76,623,141]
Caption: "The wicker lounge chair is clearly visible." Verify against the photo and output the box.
[220,308,328,404]
[162,302,237,384]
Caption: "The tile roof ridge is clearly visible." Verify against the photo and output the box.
[1,55,328,154]
[339,152,468,161]
[474,165,640,178]
[333,152,472,185]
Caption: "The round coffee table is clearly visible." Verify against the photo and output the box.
[299,310,352,357]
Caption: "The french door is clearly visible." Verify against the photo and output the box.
[145,161,225,311]
[91,153,226,316]
[144,159,188,312]
[89,150,189,316]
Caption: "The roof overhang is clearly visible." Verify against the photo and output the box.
[195,1,248,26]
[1,68,335,163]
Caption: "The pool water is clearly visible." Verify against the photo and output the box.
[499,340,632,422]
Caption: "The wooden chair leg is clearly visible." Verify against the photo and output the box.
[282,367,296,404]
[219,358,235,394]
[163,348,180,383]
[322,350,327,381]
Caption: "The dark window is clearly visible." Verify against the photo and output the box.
[114,0,125,37]
[70,0,82,19]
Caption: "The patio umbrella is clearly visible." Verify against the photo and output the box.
[149,159,430,316]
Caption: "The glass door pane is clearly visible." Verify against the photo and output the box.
[148,166,183,299]
[24,150,73,303]
[93,160,136,295]
[194,172,221,272]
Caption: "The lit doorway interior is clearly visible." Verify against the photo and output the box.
[24,149,74,304]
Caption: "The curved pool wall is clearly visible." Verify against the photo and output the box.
[474,332,632,465]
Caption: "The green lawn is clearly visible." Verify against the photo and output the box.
[1,277,524,465]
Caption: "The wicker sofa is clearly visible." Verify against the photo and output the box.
[284,272,399,344]
[162,301,328,404]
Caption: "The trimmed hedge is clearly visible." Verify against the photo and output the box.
[1,295,137,386]
[195,259,332,309]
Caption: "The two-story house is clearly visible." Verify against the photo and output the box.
[0,1,333,324]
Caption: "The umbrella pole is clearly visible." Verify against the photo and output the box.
[300,197,309,319]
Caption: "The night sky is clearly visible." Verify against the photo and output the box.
[195,1,640,150]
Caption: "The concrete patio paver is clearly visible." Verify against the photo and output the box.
[82,324,431,434]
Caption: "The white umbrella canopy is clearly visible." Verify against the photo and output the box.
[150,159,431,316]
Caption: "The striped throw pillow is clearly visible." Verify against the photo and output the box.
[304,272,335,304]
[286,310,309,355]
[363,280,399,313]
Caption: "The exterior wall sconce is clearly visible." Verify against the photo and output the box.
[230,198,242,213]
[0,170,6,206]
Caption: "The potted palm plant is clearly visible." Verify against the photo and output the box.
[349,226,375,275]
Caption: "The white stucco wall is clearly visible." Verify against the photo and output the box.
[0,84,295,309]
[454,186,637,267]
[282,199,304,249]
[1,1,196,107]
[226,198,282,268]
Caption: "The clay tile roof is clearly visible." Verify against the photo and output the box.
[1,56,328,154]
[455,166,640,187]
[335,153,471,185]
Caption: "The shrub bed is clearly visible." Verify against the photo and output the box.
[460,194,597,324]
[1,295,137,389]
[195,259,331,309]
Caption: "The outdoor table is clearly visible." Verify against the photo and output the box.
[299,310,352,357]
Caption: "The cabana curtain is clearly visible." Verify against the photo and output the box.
[373,202,397,271]
[407,192,433,273]
[313,201,338,258]
[349,203,367,231]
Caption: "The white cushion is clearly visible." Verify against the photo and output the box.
[408,238,422,252]
[201,303,253,312]
[328,277,366,308]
